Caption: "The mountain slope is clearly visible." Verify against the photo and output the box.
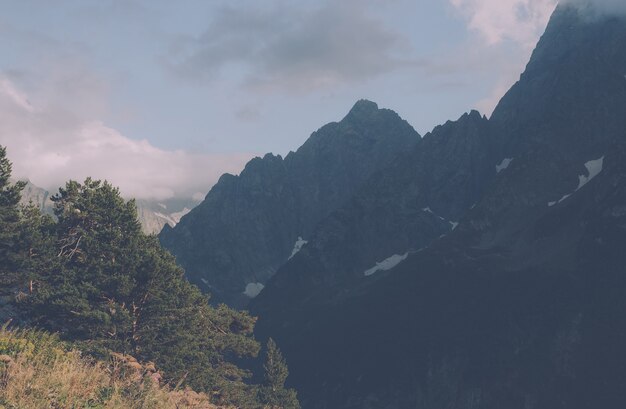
[251,5,626,408]
[159,100,419,307]
[252,110,496,315]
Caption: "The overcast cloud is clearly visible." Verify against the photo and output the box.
[166,1,414,93]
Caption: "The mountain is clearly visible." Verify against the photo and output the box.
[252,110,496,314]
[17,180,197,235]
[159,100,419,307]
[18,181,53,214]
[135,197,200,235]
[250,5,626,408]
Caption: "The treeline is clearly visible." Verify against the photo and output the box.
[0,146,299,408]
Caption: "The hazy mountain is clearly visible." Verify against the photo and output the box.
[135,198,201,235]
[250,5,626,408]
[18,180,53,214]
[17,180,197,235]
[159,100,419,307]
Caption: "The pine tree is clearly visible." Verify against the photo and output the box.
[0,145,25,277]
[260,338,301,409]
[0,146,25,292]
[14,203,56,295]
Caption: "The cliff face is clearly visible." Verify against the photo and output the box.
[159,100,419,307]
[250,6,626,408]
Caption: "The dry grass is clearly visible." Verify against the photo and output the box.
[0,326,229,409]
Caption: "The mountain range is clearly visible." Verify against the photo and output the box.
[157,4,626,408]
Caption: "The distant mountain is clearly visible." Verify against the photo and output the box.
[159,100,419,307]
[17,181,197,235]
[250,5,626,408]
[135,198,200,235]
[19,181,53,214]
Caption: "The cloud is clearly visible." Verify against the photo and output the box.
[165,0,411,93]
[0,77,33,112]
[0,75,254,200]
[450,0,558,47]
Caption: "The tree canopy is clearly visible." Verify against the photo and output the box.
[0,145,299,407]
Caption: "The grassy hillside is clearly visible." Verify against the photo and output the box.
[0,327,227,409]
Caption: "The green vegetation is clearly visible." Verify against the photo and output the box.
[0,146,299,408]
[0,146,26,285]
[259,338,300,409]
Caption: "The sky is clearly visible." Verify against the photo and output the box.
[0,0,573,200]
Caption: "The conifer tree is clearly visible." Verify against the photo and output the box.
[260,338,301,409]
[0,145,25,275]
[14,203,56,294]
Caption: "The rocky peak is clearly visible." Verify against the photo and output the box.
[343,99,379,120]
[159,100,419,307]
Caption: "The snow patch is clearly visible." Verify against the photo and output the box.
[243,282,265,298]
[548,194,571,207]
[364,253,409,277]
[547,156,604,207]
[289,237,308,259]
[576,156,604,191]
[422,207,445,221]
[496,158,513,173]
